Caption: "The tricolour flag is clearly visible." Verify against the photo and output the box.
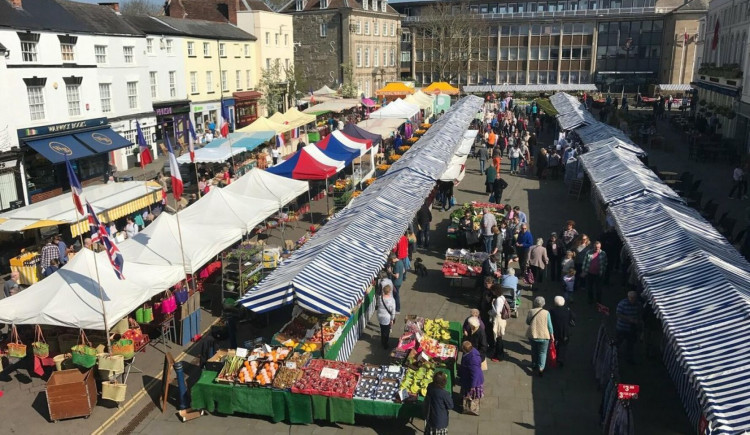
[276,133,284,148]
[291,127,299,139]
[64,157,85,216]
[187,119,197,163]
[136,121,153,169]
[220,105,230,138]
[164,129,184,200]
[85,200,124,279]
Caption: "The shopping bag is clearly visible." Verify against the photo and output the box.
[111,339,135,359]
[462,397,480,416]
[175,287,189,305]
[7,325,27,358]
[97,353,125,374]
[102,381,128,402]
[524,268,535,285]
[32,325,49,358]
[71,330,97,368]
[547,339,558,369]
[481,359,488,371]
[160,290,177,315]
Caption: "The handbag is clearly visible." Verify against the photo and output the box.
[175,286,189,305]
[111,339,135,359]
[160,290,177,315]
[524,267,535,285]
[7,325,27,358]
[135,305,153,324]
[462,396,480,416]
[32,325,49,358]
[102,380,128,402]
[547,339,558,368]
[481,359,488,371]
[71,330,98,368]
[97,353,125,374]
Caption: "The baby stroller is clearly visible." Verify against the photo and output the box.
[500,286,520,318]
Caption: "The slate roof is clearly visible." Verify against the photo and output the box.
[56,0,144,36]
[156,16,257,40]
[239,0,273,12]
[0,0,93,33]
[280,0,398,14]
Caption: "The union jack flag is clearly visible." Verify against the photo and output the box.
[85,201,125,280]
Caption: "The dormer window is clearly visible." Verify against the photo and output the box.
[381,0,387,12]
[320,0,328,9]
[296,0,303,11]
[363,0,368,10]
[372,0,377,11]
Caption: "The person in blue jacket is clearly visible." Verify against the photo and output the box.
[515,223,534,271]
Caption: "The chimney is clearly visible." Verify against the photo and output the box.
[8,0,23,9]
[98,2,120,12]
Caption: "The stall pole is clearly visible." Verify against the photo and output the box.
[174,204,196,294]
[325,178,330,217]
[194,163,202,199]
[307,188,314,225]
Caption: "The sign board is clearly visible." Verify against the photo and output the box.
[320,368,339,379]
[161,352,176,413]
[617,384,639,400]
[17,118,107,138]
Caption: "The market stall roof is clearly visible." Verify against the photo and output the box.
[463,84,598,93]
[573,121,645,154]
[271,108,316,130]
[412,90,436,106]
[404,95,427,111]
[361,98,377,107]
[584,136,647,158]
[266,144,345,180]
[355,118,404,139]
[368,98,420,119]
[224,168,309,208]
[314,134,361,166]
[313,85,338,96]
[305,110,331,117]
[177,141,245,164]
[423,82,460,95]
[0,249,184,330]
[318,130,372,154]
[236,116,292,134]
[375,82,415,96]
[0,181,161,237]
[204,131,275,151]
[341,123,382,146]
[578,145,682,206]
[239,96,483,316]
[658,84,694,92]
[302,99,361,114]
[440,130,477,181]
[178,187,279,233]
[549,92,596,130]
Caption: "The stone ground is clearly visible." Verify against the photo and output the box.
[3,106,734,434]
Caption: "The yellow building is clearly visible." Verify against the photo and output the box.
[158,17,258,134]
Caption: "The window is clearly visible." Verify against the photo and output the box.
[357,21,362,34]
[383,23,387,36]
[285,34,289,46]
[400,50,410,63]
[123,46,134,63]
[391,22,395,36]
[266,58,271,69]
[320,0,328,8]
[364,48,370,67]
[165,39,173,54]
[244,44,250,57]
[375,20,379,36]
[206,71,213,92]
[265,32,270,45]
[285,58,290,70]
[296,0,303,10]
[246,70,251,88]
[275,34,279,45]
[94,45,107,63]
[190,72,198,93]
[382,0,387,11]
[169,71,176,97]
[61,43,75,62]
[21,41,37,62]
[219,43,226,57]
[188,41,195,56]
[221,70,227,91]
[356,47,362,67]
[365,22,370,35]
[203,42,210,57]
[99,83,111,113]
[363,0,368,10]
[374,48,379,67]
[127,81,138,109]
[383,49,387,66]
[149,71,158,98]
[66,85,81,116]
[236,70,241,90]
[27,86,45,120]
[320,23,327,37]
[146,38,153,54]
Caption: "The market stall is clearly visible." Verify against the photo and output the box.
[356,118,405,140]
[375,82,415,102]
[266,145,345,180]
[317,130,375,184]
[549,92,596,130]
[341,123,382,147]
[368,99,420,120]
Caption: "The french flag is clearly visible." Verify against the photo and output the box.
[136,121,153,169]
[164,129,184,201]
[220,105,230,138]
[276,133,284,148]
[291,127,299,139]
[85,200,124,279]
[64,157,85,216]
[187,119,197,163]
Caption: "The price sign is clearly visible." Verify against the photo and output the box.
[285,361,297,369]
[320,368,340,379]
[617,384,640,400]
[596,303,610,316]
[235,347,249,358]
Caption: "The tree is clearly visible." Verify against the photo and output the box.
[283,64,306,108]
[415,1,473,84]
[120,0,162,16]
[258,61,285,115]
[340,62,357,98]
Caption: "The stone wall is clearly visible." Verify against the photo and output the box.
[293,12,343,90]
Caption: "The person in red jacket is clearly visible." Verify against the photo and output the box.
[393,232,410,278]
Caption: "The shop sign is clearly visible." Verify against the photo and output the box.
[156,107,174,116]
[0,160,17,169]
[616,384,639,400]
[17,118,107,138]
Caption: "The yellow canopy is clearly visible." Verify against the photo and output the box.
[268,112,286,124]
[237,116,292,134]
[423,82,460,95]
[375,82,415,96]
[21,220,66,230]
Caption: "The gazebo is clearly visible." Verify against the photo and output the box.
[423,82,460,96]
[375,82,415,102]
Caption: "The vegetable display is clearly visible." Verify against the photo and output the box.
[272,366,304,390]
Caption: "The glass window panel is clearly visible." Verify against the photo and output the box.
[597,46,607,59]
[564,23,573,34]
[490,3,498,12]
[519,24,529,35]
[538,71,547,83]
[500,47,509,60]
[509,47,518,60]
[519,47,527,60]
[570,71,579,83]
[570,47,580,58]
[652,20,663,31]
[529,71,537,84]
[563,48,572,59]
[539,46,549,60]
[584,23,594,34]
[573,23,584,34]
[501,25,511,35]
[499,71,508,83]
[641,20,652,31]
[531,47,539,60]
[509,71,517,83]
[560,71,569,83]
[550,47,559,59]
[599,23,609,33]
[517,3,525,12]
[510,25,519,36]
[531,24,541,35]
[480,4,488,13]
[549,71,557,84]
[499,4,507,13]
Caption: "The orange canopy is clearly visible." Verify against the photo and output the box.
[375,82,415,96]
[423,82,460,95]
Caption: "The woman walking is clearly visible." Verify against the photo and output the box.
[546,232,565,282]
[490,286,508,361]
[572,234,591,292]
[465,317,489,368]
[423,371,453,435]
[549,296,574,367]
[526,238,549,290]
[459,341,485,415]
[526,296,554,377]
[375,282,397,349]
[509,144,521,175]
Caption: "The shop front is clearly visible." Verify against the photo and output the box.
[233,91,262,129]
[222,98,235,133]
[154,100,191,158]
[16,117,132,205]
[192,101,222,135]
[109,114,157,171]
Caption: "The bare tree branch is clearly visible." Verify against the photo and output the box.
[415,1,474,84]
[121,0,163,16]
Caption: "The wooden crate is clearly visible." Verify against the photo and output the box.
[46,369,97,422]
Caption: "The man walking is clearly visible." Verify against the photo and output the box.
[616,291,641,364]
[416,203,432,249]
[729,164,746,200]
[515,224,533,271]
[481,208,497,254]
[478,143,488,175]
[582,241,608,304]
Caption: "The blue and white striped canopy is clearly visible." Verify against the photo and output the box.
[239,96,484,316]
[550,92,596,130]
[573,122,647,157]
[578,145,682,206]
[583,136,646,158]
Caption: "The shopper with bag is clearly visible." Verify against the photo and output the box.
[375,281,397,349]
[526,238,549,290]
[526,296,554,377]
[458,341,484,415]
[549,296,575,367]
[465,317,488,369]
[489,287,510,361]
[423,371,453,435]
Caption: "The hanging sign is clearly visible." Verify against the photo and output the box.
[617,384,640,400]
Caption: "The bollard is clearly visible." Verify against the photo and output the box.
[174,361,189,410]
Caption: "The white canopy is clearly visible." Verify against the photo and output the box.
[454,130,478,157]
[176,142,245,164]
[440,129,476,181]
[369,98,420,119]
[178,188,279,233]
[224,168,309,208]
[313,85,338,96]
[356,118,405,139]
[0,249,184,330]
[303,99,361,114]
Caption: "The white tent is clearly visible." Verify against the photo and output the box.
[356,118,404,139]
[454,130,478,157]
[224,168,309,208]
[178,188,279,233]
[369,98,420,119]
[0,249,184,329]
[440,130,476,182]
[313,85,338,96]
[118,212,243,274]
[177,142,245,164]
[303,99,361,114]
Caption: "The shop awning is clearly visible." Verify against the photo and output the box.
[25,134,95,164]
[658,84,693,92]
[375,82,415,96]
[0,181,162,237]
[423,82,460,95]
[303,99,361,114]
[73,128,132,154]
[237,116,292,134]
[306,110,331,117]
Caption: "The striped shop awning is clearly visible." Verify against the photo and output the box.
[239,96,484,316]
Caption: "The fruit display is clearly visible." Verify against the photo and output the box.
[352,365,405,401]
[272,366,304,390]
[400,367,435,397]
[424,318,452,343]
[361,364,383,378]
[249,346,292,362]
[286,351,312,368]
[276,312,348,351]
[292,360,362,398]
[216,356,245,383]
[277,313,319,343]
[353,376,379,399]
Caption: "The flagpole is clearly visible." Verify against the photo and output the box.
[174,207,193,301]
[91,241,112,354]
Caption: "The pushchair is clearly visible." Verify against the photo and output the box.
[500,286,520,318]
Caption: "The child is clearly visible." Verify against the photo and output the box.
[563,268,576,301]
[561,251,575,281]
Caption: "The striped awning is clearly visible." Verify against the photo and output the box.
[239,96,484,316]
[573,121,646,157]
[658,84,694,92]
[550,92,596,130]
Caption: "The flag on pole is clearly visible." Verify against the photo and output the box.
[220,105,230,138]
[276,133,284,148]
[187,119,197,163]
[291,127,299,139]
[85,200,124,279]
[64,158,85,216]
[712,20,719,50]
[136,121,153,169]
[164,129,184,201]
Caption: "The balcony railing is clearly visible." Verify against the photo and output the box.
[403,6,665,22]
